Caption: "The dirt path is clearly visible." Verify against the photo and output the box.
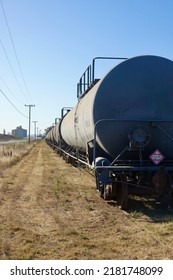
[0,141,173,260]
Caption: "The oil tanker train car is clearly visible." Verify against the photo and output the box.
[46,55,173,210]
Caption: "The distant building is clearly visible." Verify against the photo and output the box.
[12,126,27,138]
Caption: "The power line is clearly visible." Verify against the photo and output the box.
[0,88,28,118]
[0,0,33,103]
[0,39,29,102]
[0,73,22,104]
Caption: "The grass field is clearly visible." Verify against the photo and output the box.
[0,141,173,260]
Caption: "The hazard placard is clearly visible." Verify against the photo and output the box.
[149,149,164,165]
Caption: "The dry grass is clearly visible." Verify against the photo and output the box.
[0,142,35,170]
[0,141,173,260]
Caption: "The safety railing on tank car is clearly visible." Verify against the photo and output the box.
[77,56,128,99]
[61,107,72,119]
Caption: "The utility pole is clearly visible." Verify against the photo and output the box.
[32,121,38,140]
[25,104,35,143]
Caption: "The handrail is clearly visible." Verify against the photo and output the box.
[77,56,128,99]
[91,56,128,84]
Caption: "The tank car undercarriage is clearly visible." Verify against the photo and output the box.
[95,164,173,210]
[91,119,173,210]
[46,135,173,211]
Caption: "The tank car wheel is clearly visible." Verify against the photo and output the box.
[103,185,111,200]
[99,186,104,198]
[65,154,71,163]
[100,183,117,200]
[95,176,103,198]
[116,179,128,210]
[110,182,117,200]
[97,183,111,200]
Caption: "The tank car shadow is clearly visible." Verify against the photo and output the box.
[123,196,173,222]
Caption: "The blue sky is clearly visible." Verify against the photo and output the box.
[0,0,173,135]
